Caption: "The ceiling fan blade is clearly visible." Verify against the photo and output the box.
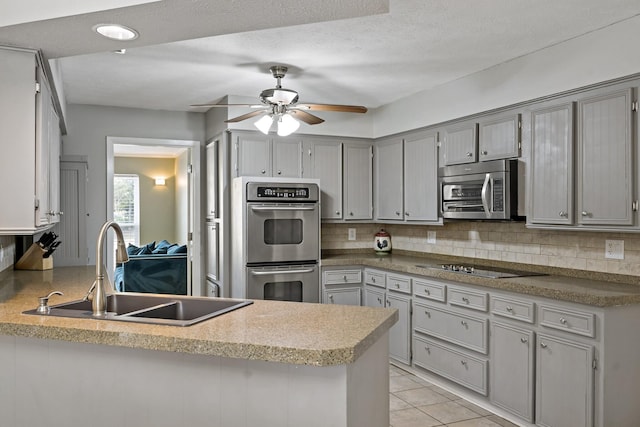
[225,110,267,123]
[190,103,263,108]
[289,110,325,125]
[295,103,368,114]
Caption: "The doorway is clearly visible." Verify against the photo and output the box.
[106,136,202,296]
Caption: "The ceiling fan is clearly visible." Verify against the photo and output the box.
[191,65,368,136]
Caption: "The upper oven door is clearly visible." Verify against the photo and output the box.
[246,202,320,264]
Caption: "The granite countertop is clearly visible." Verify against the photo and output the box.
[321,251,640,307]
[0,266,397,366]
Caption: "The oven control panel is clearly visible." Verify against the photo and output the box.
[247,182,319,202]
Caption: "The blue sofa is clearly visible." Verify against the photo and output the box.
[114,240,188,295]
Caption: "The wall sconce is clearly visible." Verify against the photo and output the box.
[154,178,166,186]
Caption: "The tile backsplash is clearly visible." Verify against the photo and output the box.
[0,235,15,273]
[322,222,640,277]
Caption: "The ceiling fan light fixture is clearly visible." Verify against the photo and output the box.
[254,114,274,134]
[260,88,299,105]
[277,114,300,137]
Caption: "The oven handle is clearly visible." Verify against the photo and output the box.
[249,205,317,211]
[481,173,492,215]
[250,268,316,276]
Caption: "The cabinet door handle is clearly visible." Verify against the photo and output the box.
[335,211,340,215]
[506,306,514,312]
[405,212,410,216]
[540,342,547,348]
[462,297,470,304]
[349,212,354,216]
[377,297,382,304]
[520,337,528,344]
[261,170,266,174]
[460,360,467,366]
[460,320,468,327]
[466,152,473,157]
[386,300,391,306]
[395,283,400,289]
[424,310,431,318]
[560,317,567,325]
[343,275,347,281]
[559,211,568,217]
[371,277,376,283]
[424,289,431,295]
[581,211,591,217]
[481,150,488,155]
[328,294,334,303]
[395,211,400,216]
[277,170,282,175]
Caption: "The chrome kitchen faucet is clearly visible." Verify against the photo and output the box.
[83,220,129,316]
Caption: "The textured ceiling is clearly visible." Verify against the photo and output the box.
[2,0,640,113]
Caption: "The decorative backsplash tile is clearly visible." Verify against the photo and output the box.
[0,235,15,273]
[322,222,640,276]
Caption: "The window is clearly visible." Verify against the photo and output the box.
[113,174,140,246]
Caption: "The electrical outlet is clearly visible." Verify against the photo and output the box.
[427,231,436,244]
[605,239,624,260]
[348,228,356,241]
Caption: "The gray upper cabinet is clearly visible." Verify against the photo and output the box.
[404,130,439,221]
[0,47,61,235]
[529,103,574,225]
[344,143,373,220]
[235,133,271,176]
[478,113,520,161]
[205,140,217,218]
[233,132,302,178]
[443,120,478,165]
[375,137,404,220]
[304,138,343,220]
[272,138,302,177]
[577,88,634,226]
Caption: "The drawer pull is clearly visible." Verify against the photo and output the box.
[462,297,470,304]
[328,294,334,302]
[386,300,391,306]
[540,342,547,348]
[520,337,528,344]
[424,310,431,318]
[460,360,467,366]
[343,275,347,281]
[377,297,382,304]
[424,289,431,295]
[371,277,376,282]
[506,306,514,312]
[424,346,431,353]
[395,283,400,289]
[460,320,468,327]
[560,317,567,325]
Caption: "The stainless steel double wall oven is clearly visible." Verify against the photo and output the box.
[231,177,321,302]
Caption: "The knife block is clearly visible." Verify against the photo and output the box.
[15,243,53,270]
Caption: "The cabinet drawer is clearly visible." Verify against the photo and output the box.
[413,278,446,303]
[449,287,488,312]
[414,302,488,354]
[413,335,488,395]
[539,304,595,338]
[491,295,535,324]
[364,269,386,288]
[323,269,362,285]
[386,274,411,294]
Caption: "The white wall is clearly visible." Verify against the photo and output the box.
[373,14,640,137]
[62,104,205,263]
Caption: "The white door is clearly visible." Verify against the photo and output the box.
[53,158,88,266]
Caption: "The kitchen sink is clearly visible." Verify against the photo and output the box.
[23,293,253,326]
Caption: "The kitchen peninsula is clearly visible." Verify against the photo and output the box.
[0,266,397,427]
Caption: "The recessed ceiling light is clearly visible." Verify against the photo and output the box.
[93,24,139,41]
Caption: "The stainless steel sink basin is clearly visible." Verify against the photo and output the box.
[23,293,253,326]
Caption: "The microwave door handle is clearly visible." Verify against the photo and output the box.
[445,203,485,209]
[481,173,492,216]
[250,268,316,276]
[250,205,316,211]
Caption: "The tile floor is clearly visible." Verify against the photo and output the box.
[389,365,520,427]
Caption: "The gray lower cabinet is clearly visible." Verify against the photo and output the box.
[536,333,594,427]
[386,292,411,364]
[322,267,362,306]
[490,322,535,422]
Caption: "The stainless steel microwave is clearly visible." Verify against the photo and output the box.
[438,159,522,220]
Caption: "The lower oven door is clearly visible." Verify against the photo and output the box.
[246,202,320,264]
[247,264,319,303]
